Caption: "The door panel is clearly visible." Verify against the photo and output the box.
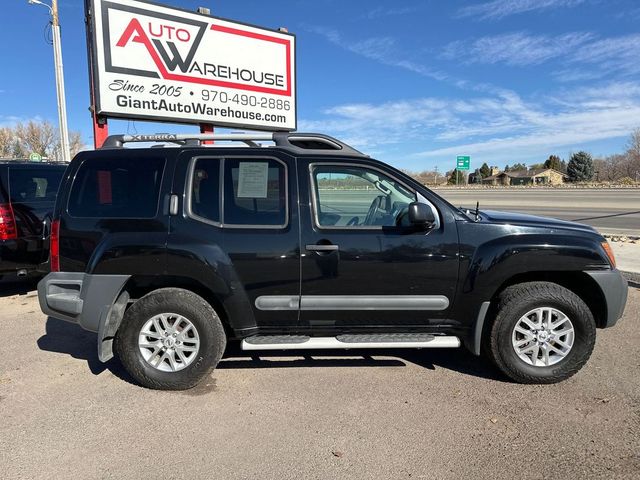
[299,159,459,328]
[168,151,300,330]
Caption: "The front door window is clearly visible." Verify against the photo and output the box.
[311,165,416,229]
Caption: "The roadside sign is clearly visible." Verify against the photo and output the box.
[29,153,42,162]
[86,0,297,131]
[456,155,470,170]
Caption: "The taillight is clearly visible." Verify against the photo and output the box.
[50,219,60,272]
[0,203,17,241]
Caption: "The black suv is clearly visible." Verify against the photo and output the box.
[0,161,66,280]
[38,133,627,390]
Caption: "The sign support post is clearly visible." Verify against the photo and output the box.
[199,123,214,144]
[92,113,109,149]
[456,156,471,188]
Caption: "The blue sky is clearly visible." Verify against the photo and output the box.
[1,0,640,171]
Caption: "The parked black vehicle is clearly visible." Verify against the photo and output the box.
[38,133,627,390]
[0,161,66,280]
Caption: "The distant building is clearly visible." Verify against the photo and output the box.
[482,168,567,186]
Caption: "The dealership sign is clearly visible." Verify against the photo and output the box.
[87,0,296,130]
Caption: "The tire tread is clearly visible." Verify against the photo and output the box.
[114,288,226,390]
[486,281,596,384]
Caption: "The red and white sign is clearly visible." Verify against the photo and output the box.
[88,0,296,130]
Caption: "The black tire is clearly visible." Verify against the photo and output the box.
[114,288,226,390]
[485,281,596,384]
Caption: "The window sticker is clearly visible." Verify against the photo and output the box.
[237,162,269,198]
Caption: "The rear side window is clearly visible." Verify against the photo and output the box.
[9,167,64,203]
[223,158,287,227]
[68,156,165,218]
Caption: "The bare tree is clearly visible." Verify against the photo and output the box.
[594,154,623,181]
[68,131,85,157]
[0,120,84,162]
[622,128,640,180]
[401,169,441,186]
[0,127,14,158]
[15,120,57,158]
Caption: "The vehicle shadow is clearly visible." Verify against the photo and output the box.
[218,343,506,382]
[37,316,506,383]
[37,316,135,385]
[0,277,39,297]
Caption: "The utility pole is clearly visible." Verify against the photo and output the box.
[29,0,71,162]
[51,0,71,162]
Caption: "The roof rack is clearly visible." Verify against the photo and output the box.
[101,132,367,157]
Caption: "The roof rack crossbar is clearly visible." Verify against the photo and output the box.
[102,133,274,148]
[100,132,366,157]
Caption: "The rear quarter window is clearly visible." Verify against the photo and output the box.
[8,167,64,203]
[67,156,165,218]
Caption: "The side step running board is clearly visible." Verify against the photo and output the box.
[241,334,461,351]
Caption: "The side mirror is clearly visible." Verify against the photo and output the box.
[408,202,436,226]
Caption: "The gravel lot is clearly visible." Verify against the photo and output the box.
[1,281,638,480]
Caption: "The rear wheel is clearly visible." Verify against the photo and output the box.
[486,282,596,384]
[115,288,226,390]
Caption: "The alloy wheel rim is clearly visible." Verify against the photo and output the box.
[511,307,575,367]
[138,313,200,372]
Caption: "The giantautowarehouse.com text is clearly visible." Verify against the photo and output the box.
[115,95,288,124]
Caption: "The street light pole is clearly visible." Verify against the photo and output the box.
[29,0,71,163]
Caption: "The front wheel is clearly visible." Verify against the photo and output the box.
[486,282,596,384]
[115,288,226,390]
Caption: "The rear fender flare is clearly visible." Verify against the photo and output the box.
[97,289,130,362]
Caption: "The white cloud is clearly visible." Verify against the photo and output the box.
[416,111,639,160]
[300,83,640,165]
[614,6,640,21]
[457,0,586,20]
[571,34,640,76]
[307,25,525,96]
[552,69,605,83]
[306,26,450,82]
[441,31,640,81]
[365,6,420,20]
[0,115,43,128]
[442,31,593,66]
[417,86,640,160]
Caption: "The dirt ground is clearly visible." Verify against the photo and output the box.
[0,281,638,480]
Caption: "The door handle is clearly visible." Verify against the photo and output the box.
[306,244,339,252]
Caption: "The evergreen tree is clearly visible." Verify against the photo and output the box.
[567,151,594,182]
[479,162,491,178]
[544,155,562,171]
[447,169,465,185]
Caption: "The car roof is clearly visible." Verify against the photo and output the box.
[0,160,67,167]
